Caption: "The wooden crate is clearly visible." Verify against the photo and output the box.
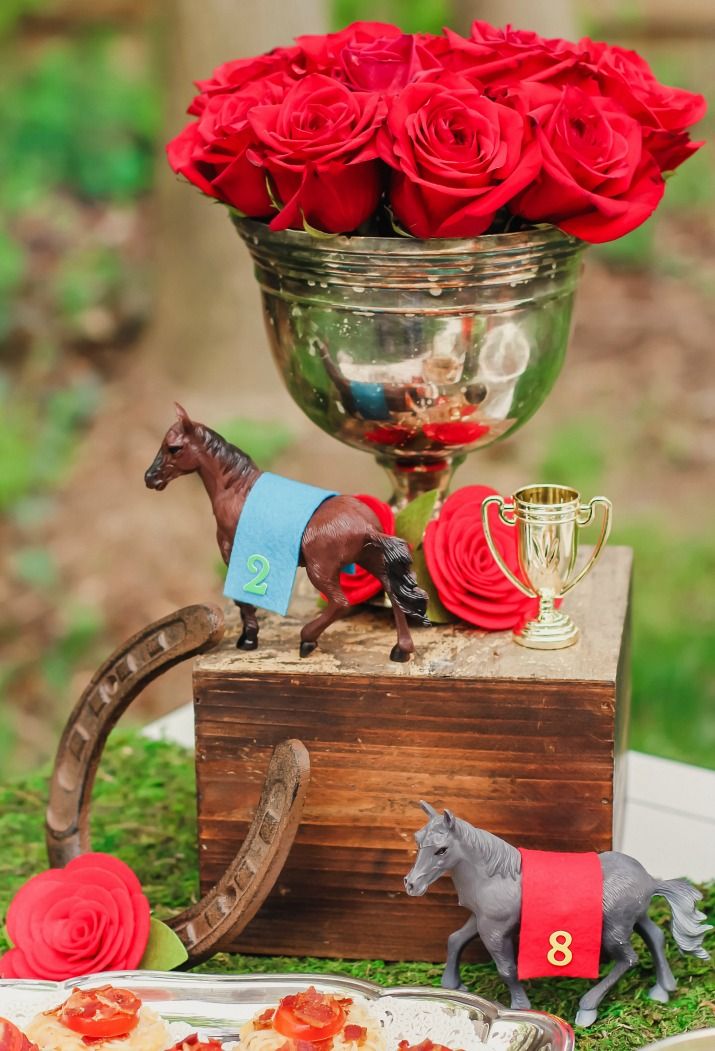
[193,546,632,962]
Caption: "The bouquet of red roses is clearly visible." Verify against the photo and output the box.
[167,20,705,244]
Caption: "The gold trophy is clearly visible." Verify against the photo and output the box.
[481,484,612,649]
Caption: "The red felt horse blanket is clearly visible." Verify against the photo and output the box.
[517,849,603,979]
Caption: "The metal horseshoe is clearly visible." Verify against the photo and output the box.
[45,603,310,965]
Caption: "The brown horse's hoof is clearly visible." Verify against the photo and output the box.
[237,631,258,650]
[299,640,317,658]
[390,644,411,663]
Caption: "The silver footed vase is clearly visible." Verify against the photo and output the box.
[235,217,585,507]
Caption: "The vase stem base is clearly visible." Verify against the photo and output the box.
[379,455,464,510]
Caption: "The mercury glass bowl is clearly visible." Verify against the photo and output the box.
[235,217,585,506]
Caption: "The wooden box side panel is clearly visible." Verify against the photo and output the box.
[194,672,617,962]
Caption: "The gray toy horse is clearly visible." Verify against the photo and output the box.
[405,803,711,1027]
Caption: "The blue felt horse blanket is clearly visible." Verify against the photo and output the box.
[223,472,337,615]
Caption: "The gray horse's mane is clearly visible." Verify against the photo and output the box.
[454,817,522,879]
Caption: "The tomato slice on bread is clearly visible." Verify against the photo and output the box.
[273,989,348,1043]
[169,1035,224,1051]
[0,1018,39,1051]
[59,987,141,1039]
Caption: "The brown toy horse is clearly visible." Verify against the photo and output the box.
[145,405,428,661]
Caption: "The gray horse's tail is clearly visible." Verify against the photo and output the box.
[372,534,429,624]
[655,879,711,959]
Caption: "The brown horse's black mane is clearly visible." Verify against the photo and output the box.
[194,424,258,482]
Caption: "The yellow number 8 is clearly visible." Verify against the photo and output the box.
[547,930,573,967]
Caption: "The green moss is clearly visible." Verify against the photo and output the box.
[1,733,712,1050]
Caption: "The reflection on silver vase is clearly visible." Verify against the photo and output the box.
[235,218,585,506]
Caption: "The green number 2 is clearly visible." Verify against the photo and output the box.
[243,553,270,596]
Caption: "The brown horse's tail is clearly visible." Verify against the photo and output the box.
[372,534,429,625]
[654,879,711,959]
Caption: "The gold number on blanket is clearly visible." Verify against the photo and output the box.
[547,930,573,967]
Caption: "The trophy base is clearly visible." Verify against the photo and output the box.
[513,609,580,650]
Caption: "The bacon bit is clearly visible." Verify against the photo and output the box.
[254,1010,275,1031]
[287,990,338,1029]
[343,1026,367,1045]
[167,1036,223,1051]
[397,1042,460,1051]
[80,1036,131,1046]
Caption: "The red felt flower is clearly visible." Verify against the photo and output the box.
[339,494,395,605]
[0,853,151,980]
[423,485,538,630]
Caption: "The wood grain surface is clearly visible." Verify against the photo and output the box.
[194,547,632,961]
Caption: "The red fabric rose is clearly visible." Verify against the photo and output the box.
[339,493,395,605]
[248,74,387,233]
[0,853,151,980]
[423,485,538,630]
[378,73,540,238]
[514,85,665,243]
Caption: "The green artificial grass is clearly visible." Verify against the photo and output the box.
[0,733,712,1050]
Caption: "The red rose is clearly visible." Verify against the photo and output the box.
[439,24,586,89]
[337,33,441,93]
[166,120,221,200]
[166,75,289,216]
[193,46,305,101]
[514,85,664,243]
[378,72,540,238]
[296,21,403,72]
[0,853,151,980]
[249,74,386,233]
[339,493,395,605]
[423,485,538,630]
[586,43,706,171]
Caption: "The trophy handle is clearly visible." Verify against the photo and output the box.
[562,496,613,595]
[481,495,535,599]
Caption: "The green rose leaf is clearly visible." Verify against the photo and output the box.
[412,548,454,624]
[394,489,440,550]
[301,213,339,241]
[138,917,188,971]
